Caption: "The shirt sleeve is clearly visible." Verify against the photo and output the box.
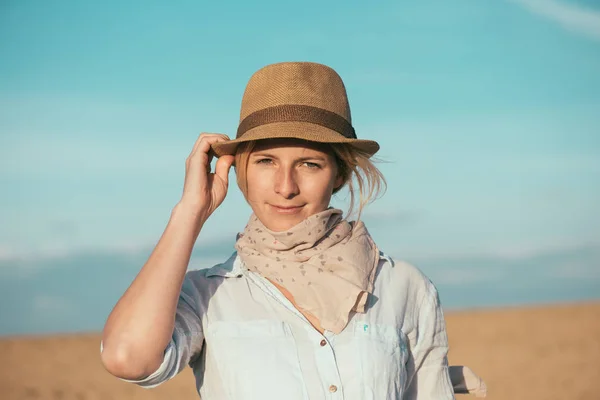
[404,279,455,400]
[109,274,205,389]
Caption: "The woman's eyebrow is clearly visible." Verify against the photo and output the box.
[251,151,278,159]
[296,156,326,162]
[251,152,327,162]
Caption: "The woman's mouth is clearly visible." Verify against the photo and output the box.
[270,204,304,214]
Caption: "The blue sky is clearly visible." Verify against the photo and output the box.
[1,0,599,335]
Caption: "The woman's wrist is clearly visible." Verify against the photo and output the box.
[171,202,207,236]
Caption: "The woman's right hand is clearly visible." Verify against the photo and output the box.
[177,133,235,224]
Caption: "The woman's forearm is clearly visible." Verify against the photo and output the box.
[100,203,205,379]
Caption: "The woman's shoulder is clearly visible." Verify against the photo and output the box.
[176,252,244,308]
[377,251,438,299]
[181,252,242,290]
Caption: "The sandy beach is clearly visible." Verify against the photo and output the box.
[1,302,598,400]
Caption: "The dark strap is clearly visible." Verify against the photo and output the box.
[237,105,356,139]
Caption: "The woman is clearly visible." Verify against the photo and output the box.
[101,62,486,399]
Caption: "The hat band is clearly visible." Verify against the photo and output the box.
[237,105,356,139]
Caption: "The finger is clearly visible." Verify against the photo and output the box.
[187,135,230,171]
[191,133,208,155]
[214,155,235,185]
[190,133,229,156]
[193,135,231,159]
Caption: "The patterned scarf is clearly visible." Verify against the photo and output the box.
[234,208,380,334]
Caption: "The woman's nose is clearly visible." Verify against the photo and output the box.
[274,167,299,198]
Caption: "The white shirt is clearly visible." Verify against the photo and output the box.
[120,251,455,399]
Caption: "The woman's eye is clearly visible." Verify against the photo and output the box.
[257,158,273,165]
[303,162,321,169]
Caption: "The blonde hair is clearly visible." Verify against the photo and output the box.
[234,140,386,221]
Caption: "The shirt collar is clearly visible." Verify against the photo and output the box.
[379,251,394,267]
[204,252,244,278]
[204,250,393,278]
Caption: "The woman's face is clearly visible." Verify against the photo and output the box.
[245,138,343,232]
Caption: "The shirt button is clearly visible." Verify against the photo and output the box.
[320,339,327,347]
[329,385,338,393]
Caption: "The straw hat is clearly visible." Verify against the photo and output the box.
[211,62,380,157]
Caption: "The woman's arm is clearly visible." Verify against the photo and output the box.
[404,280,455,400]
[100,133,234,380]
[100,204,204,380]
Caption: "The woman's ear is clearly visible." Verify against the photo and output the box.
[334,174,345,190]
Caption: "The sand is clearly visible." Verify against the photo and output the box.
[1,302,599,400]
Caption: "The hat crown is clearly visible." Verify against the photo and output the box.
[240,62,351,123]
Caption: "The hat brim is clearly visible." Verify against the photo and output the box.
[211,122,380,157]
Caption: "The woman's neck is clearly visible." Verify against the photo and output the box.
[267,278,325,335]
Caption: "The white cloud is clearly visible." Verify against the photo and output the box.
[428,267,501,286]
[0,245,20,261]
[512,0,600,42]
[0,231,236,275]
[394,239,600,262]
[471,240,600,261]
[361,209,423,225]
[32,295,73,315]
[550,261,600,279]
[0,240,149,264]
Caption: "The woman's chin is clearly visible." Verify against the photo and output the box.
[259,214,305,232]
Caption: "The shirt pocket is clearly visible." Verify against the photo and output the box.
[352,322,408,399]
[206,319,309,400]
